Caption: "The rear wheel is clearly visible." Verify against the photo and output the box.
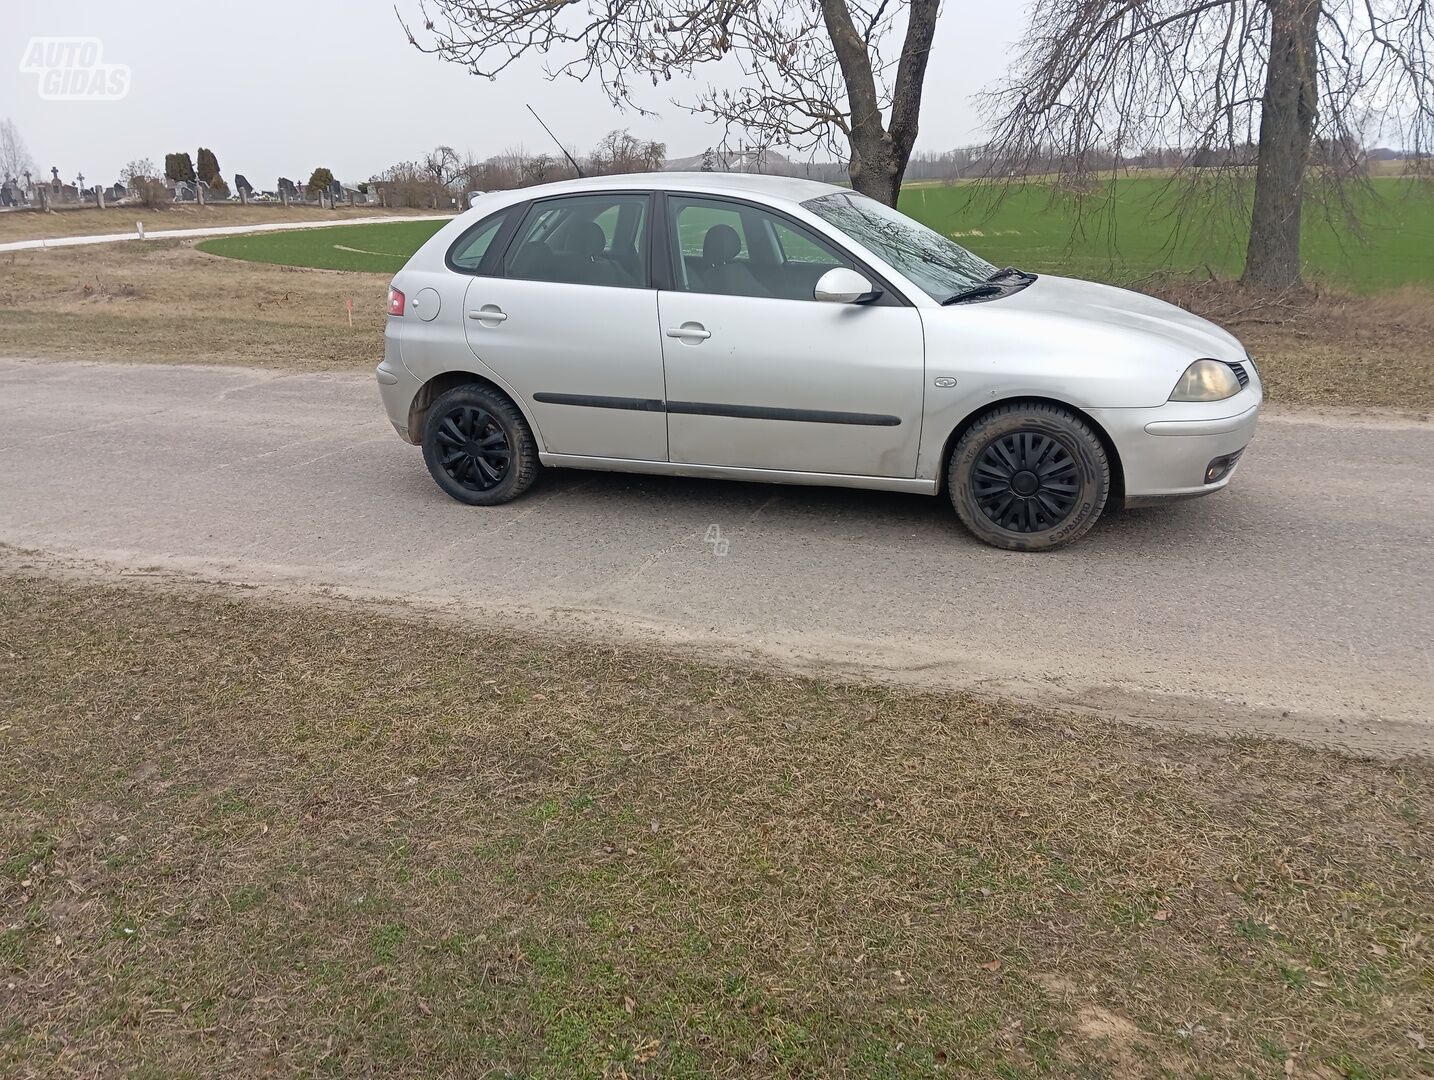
[948,403,1109,551]
[421,384,540,505]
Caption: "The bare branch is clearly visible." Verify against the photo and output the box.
[397,0,946,202]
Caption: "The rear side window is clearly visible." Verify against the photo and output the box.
[501,194,650,289]
[447,210,511,272]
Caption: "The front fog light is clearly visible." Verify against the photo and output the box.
[1204,449,1245,484]
[1171,359,1241,401]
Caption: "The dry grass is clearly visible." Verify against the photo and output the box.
[2,573,1430,1078]
[1152,279,1434,413]
[0,204,446,244]
[0,240,1430,409]
[0,242,386,369]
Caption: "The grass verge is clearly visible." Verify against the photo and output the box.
[1,574,1430,1078]
[2,235,1431,410]
[0,242,387,370]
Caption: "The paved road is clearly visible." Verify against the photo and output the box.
[0,214,452,253]
[2,358,1430,753]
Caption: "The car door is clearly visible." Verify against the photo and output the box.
[657,194,925,478]
[460,191,668,462]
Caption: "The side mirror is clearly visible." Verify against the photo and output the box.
[814,267,881,304]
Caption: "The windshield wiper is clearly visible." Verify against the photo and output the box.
[941,283,1005,306]
[985,266,1036,284]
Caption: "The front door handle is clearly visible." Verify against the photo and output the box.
[468,306,507,323]
[665,322,710,342]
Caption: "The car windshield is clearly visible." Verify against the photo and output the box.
[801,191,998,301]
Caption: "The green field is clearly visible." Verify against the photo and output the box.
[198,176,1434,291]
[902,176,1434,292]
[197,220,449,273]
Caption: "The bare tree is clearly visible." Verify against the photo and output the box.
[0,118,35,182]
[981,0,1433,289]
[372,157,457,206]
[587,129,668,175]
[397,0,941,205]
[121,158,170,208]
[522,152,559,185]
[423,144,463,187]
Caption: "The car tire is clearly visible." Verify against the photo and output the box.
[948,402,1109,551]
[421,384,540,506]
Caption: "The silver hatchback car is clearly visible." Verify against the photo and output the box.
[377,173,1260,550]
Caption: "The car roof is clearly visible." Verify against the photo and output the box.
[488,171,846,207]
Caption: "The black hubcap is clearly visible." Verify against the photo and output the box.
[434,406,511,490]
[973,430,1080,533]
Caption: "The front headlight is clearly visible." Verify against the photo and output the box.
[1170,359,1241,402]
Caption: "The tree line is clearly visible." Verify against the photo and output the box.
[368,129,666,208]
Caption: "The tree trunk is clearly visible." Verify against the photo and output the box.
[847,128,904,205]
[1242,0,1319,289]
[822,0,940,207]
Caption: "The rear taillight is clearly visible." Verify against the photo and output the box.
[387,287,405,317]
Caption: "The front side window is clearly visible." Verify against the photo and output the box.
[502,194,649,288]
[801,191,996,301]
[667,196,855,301]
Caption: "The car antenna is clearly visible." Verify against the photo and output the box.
[526,104,585,179]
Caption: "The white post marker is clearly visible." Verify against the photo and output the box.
[136,221,144,240]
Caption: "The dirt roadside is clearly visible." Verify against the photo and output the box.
[3,570,1428,1077]
[1,242,1431,409]
[3,535,1428,760]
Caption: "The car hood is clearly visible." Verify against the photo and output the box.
[976,274,1246,364]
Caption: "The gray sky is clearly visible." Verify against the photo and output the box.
[4,1,1029,190]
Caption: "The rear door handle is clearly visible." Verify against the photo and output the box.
[665,323,710,342]
[468,306,507,323]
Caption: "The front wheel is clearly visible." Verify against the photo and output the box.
[948,403,1110,551]
[421,384,540,505]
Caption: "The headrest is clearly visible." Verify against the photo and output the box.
[567,220,607,257]
[702,224,741,265]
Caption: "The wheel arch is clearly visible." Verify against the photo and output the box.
[407,370,538,448]
[937,396,1125,502]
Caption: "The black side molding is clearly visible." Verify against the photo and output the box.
[666,401,900,427]
[533,393,665,412]
[533,393,900,427]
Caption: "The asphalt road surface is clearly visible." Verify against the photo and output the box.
[2,358,1430,754]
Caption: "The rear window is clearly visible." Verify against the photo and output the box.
[447,210,512,273]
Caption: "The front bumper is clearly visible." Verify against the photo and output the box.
[1089,390,1262,501]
